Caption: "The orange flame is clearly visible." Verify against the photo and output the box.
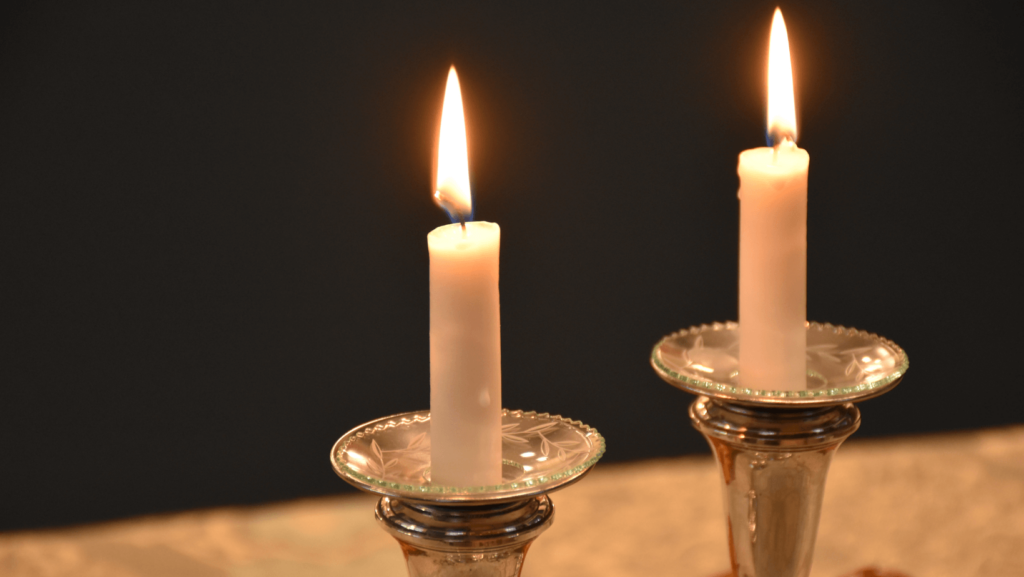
[767,8,797,143]
[434,66,472,218]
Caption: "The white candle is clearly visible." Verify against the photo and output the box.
[428,67,503,487]
[738,9,807,391]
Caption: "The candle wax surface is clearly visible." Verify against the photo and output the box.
[428,221,503,487]
[738,144,809,391]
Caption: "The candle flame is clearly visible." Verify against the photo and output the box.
[767,8,797,145]
[434,66,472,221]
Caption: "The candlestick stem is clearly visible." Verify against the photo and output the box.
[690,396,860,577]
[376,496,552,577]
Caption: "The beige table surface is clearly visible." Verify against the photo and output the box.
[2,426,1023,577]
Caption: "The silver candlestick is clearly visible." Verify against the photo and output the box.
[331,409,605,577]
[652,321,908,577]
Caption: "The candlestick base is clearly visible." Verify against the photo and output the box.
[331,409,604,577]
[651,321,908,577]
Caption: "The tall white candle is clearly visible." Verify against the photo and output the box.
[428,67,503,487]
[738,9,807,391]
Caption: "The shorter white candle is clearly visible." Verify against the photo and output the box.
[738,9,807,391]
[428,67,503,487]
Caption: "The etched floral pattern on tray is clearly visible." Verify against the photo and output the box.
[332,409,605,501]
[651,321,908,403]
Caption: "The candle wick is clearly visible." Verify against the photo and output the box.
[771,137,794,165]
[435,187,471,235]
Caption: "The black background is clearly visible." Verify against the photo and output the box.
[2,1,1021,531]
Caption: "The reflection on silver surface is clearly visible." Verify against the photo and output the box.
[691,396,860,577]
[376,496,553,577]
